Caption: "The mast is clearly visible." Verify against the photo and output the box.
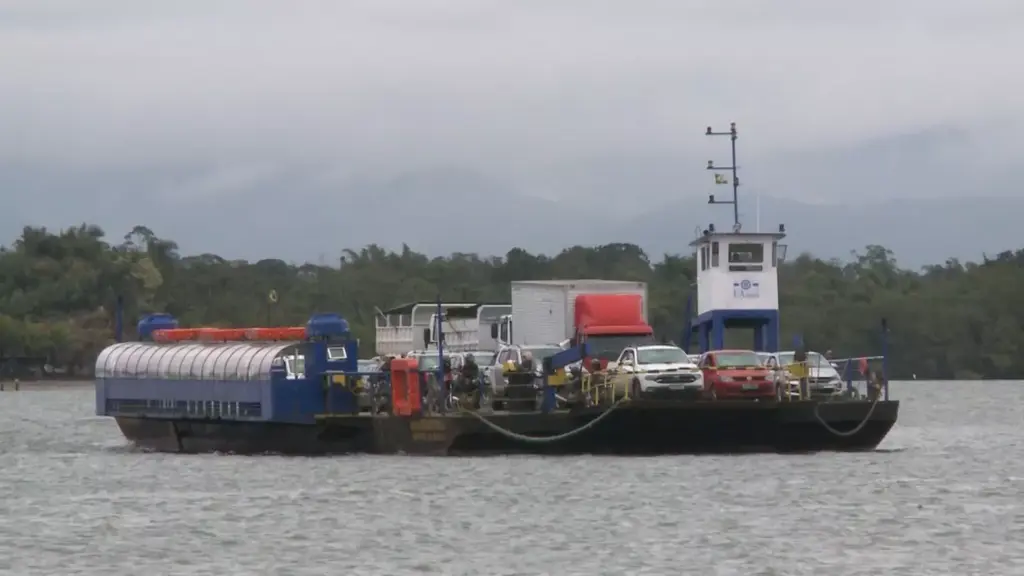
[705,122,741,230]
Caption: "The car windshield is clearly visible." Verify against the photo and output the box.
[777,351,832,369]
[714,351,762,368]
[587,333,658,361]
[467,351,495,365]
[637,347,690,364]
[524,347,561,361]
[418,356,442,371]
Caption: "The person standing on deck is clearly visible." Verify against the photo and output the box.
[460,353,479,380]
[518,350,535,372]
[587,358,607,403]
[519,350,540,394]
[459,353,480,394]
[793,346,809,399]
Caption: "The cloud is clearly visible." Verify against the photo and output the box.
[3,0,1024,183]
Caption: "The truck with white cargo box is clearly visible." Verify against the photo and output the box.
[375,302,511,356]
[496,279,656,365]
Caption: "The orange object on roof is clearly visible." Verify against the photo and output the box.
[243,327,306,341]
[152,328,199,342]
[196,328,220,341]
[196,328,248,341]
[152,326,306,343]
[152,325,308,343]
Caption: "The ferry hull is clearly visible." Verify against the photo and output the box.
[114,399,898,456]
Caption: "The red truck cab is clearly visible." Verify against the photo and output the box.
[572,293,656,368]
[698,349,776,400]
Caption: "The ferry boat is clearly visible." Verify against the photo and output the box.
[92,124,899,455]
[94,227,898,455]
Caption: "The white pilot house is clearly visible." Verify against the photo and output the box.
[689,227,787,352]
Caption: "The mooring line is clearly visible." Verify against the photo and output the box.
[813,394,881,437]
[459,398,629,443]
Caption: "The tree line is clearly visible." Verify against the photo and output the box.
[0,224,1020,379]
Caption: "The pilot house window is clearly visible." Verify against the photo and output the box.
[728,243,764,272]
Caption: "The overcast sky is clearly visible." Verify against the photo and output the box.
[3,0,1023,230]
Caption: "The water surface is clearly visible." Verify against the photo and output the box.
[0,381,1021,575]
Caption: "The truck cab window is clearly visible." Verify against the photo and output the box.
[494,316,512,344]
[588,334,656,361]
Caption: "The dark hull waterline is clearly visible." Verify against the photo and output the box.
[114,399,899,456]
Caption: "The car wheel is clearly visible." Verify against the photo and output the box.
[630,379,642,399]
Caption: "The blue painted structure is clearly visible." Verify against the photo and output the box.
[137,313,178,340]
[694,308,780,353]
[434,297,445,398]
[540,343,591,413]
[95,311,376,425]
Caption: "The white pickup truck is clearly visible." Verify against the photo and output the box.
[487,343,564,396]
[606,345,704,399]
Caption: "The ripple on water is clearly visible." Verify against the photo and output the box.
[1,382,1023,575]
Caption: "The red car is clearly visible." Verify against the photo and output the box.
[698,349,777,400]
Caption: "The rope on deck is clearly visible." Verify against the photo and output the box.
[459,398,630,444]
[812,387,882,437]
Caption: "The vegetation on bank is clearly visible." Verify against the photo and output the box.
[0,224,1020,379]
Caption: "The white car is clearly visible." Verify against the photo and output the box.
[764,350,844,396]
[608,345,704,399]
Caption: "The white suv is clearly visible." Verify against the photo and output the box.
[608,345,704,399]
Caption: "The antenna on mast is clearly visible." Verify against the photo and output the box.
[705,122,741,231]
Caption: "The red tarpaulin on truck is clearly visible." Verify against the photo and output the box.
[585,324,654,335]
[574,293,649,331]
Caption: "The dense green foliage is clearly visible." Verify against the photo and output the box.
[0,224,1021,379]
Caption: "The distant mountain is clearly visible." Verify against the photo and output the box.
[3,162,1022,268]
[142,167,612,261]
[0,164,592,261]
